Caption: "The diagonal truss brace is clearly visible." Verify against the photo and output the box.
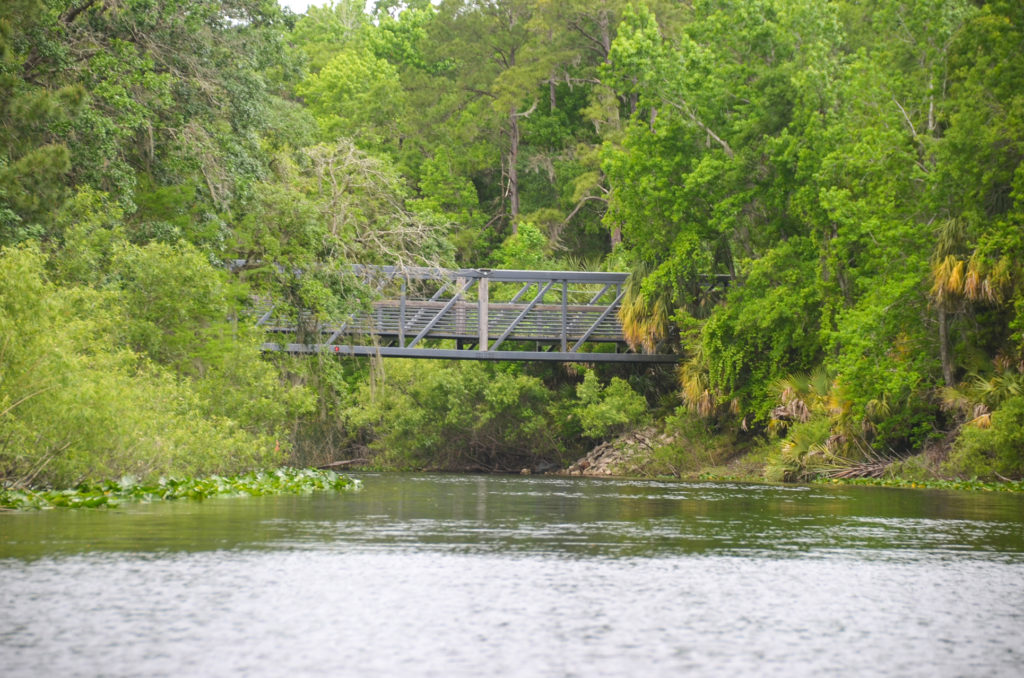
[570,289,626,352]
[405,277,477,349]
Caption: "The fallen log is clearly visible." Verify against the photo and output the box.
[317,458,371,469]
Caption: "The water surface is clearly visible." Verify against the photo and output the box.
[2,474,1022,676]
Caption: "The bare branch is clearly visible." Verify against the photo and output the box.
[568,20,611,57]
[0,385,57,419]
[464,87,497,100]
[60,0,100,26]
[563,195,608,226]
[664,98,734,159]
[892,96,919,138]
[512,99,538,119]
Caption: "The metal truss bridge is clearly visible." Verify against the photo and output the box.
[258,266,677,363]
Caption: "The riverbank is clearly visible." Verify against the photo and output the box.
[557,426,1024,493]
[0,468,359,510]
[559,425,765,481]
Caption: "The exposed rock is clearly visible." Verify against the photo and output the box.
[561,427,663,476]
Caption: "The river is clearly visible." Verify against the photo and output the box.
[2,473,1023,676]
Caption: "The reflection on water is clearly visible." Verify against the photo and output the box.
[2,474,1023,677]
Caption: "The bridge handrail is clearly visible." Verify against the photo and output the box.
[229,260,631,285]
[350,265,629,285]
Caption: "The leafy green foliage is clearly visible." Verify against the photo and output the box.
[574,370,648,439]
[112,241,236,365]
[596,0,1024,480]
[3,0,1023,489]
[764,418,835,482]
[0,468,358,510]
[944,396,1024,480]
[289,1,369,74]
[701,237,823,420]
[338,360,574,471]
[489,222,555,270]
[824,476,1024,494]
[0,244,312,488]
[297,48,405,151]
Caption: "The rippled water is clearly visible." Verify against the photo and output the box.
[2,474,1023,676]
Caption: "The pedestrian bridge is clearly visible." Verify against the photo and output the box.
[258,265,676,363]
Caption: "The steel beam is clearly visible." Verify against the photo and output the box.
[561,280,568,352]
[478,275,489,351]
[399,280,406,347]
[263,342,677,363]
[350,265,628,285]
[509,282,533,303]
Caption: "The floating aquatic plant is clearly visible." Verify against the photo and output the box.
[822,477,1024,493]
[0,468,359,510]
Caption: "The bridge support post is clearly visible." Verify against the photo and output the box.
[456,276,466,339]
[561,279,568,352]
[478,275,489,351]
[399,280,406,347]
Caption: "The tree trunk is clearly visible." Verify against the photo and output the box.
[599,13,611,58]
[508,103,520,231]
[938,306,954,386]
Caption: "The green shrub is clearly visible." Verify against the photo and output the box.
[574,369,649,439]
[0,244,301,488]
[885,453,940,482]
[944,396,1024,480]
[338,360,572,470]
[489,222,554,270]
[764,417,834,482]
[644,408,727,476]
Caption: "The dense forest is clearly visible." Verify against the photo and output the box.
[1,0,1021,488]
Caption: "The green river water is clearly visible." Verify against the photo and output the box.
[2,473,1022,676]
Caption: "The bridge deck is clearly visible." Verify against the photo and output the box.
[258,266,676,363]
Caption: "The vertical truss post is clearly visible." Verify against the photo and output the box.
[561,279,568,352]
[456,275,466,339]
[399,279,406,347]
[478,273,489,351]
